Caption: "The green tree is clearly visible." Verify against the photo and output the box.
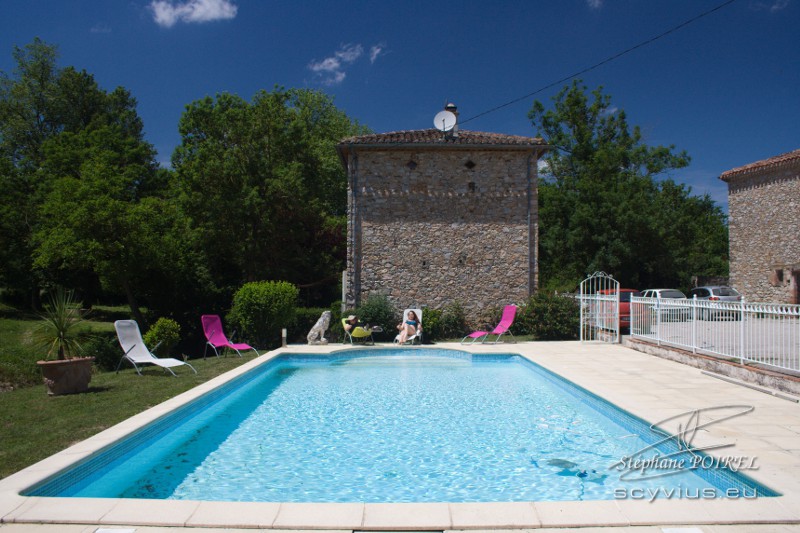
[1,39,172,320]
[172,87,368,303]
[529,80,728,291]
[0,38,63,306]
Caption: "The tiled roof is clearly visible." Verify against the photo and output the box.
[720,148,800,181]
[339,129,546,147]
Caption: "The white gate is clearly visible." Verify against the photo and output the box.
[579,272,620,343]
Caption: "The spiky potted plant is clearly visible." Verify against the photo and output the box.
[34,287,95,395]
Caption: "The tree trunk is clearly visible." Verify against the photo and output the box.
[30,286,42,312]
[123,279,146,326]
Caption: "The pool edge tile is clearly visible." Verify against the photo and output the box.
[272,502,365,529]
[533,500,628,528]
[362,502,452,530]
[101,498,202,526]
[5,496,118,524]
[185,501,281,528]
[613,498,715,526]
[448,502,540,529]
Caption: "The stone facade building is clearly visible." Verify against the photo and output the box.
[336,127,548,320]
[720,148,800,304]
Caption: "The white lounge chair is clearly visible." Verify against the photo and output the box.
[394,308,423,345]
[114,320,196,376]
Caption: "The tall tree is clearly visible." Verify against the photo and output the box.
[0,39,167,318]
[33,118,162,324]
[0,38,63,306]
[172,87,368,303]
[529,80,728,291]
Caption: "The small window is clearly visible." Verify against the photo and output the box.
[406,160,417,170]
[467,181,476,193]
[770,268,784,286]
[464,160,476,169]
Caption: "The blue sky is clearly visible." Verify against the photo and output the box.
[1,0,798,211]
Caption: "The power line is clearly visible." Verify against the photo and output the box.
[459,0,737,127]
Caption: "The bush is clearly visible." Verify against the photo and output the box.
[83,332,122,371]
[516,292,579,340]
[423,301,468,341]
[341,293,397,343]
[290,307,331,343]
[143,317,181,356]
[228,281,299,348]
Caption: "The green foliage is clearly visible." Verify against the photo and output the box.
[81,332,120,372]
[32,287,88,360]
[2,42,369,320]
[143,317,181,357]
[423,302,468,340]
[228,281,299,348]
[516,293,579,340]
[529,80,728,291]
[289,307,330,343]
[171,88,369,301]
[0,38,167,322]
[344,293,397,342]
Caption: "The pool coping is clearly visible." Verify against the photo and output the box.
[1,341,799,530]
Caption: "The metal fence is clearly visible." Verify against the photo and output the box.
[630,296,800,373]
[579,272,620,343]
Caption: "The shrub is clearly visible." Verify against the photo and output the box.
[345,293,397,342]
[228,281,299,348]
[83,332,122,371]
[143,317,181,356]
[423,302,468,341]
[517,292,579,340]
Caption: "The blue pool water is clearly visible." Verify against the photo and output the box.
[26,349,776,502]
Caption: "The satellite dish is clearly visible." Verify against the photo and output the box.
[433,110,457,132]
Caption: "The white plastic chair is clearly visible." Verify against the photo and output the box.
[114,320,196,376]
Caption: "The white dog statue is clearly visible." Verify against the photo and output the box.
[307,310,331,345]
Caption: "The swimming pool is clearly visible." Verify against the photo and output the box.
[24,348,776,503]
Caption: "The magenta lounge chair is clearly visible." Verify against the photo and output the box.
[461,304,517,344]
[201,314,259,358]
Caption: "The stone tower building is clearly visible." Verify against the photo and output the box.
[720,148,800,304]
[336,121,548,321]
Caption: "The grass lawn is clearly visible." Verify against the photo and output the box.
[0,352,259,480]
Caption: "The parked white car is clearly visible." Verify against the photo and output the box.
[641,288,690,321]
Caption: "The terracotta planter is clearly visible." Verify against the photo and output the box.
[36,357,95,396]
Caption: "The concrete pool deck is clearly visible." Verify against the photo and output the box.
[1,341,799,532]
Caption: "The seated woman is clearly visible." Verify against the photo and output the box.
[396,310,421,345]
[344,315,372,336]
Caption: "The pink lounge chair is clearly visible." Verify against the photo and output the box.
[201,314,259,358]
[461,305,517,344]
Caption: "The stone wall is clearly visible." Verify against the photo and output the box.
[727,163,800,303]
[346,148,538,319]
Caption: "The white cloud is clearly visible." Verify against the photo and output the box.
[769,0,790,11]
[587,0,603,9]
[751,0,790,11]
[369,44,384,63]
[150,0,238,28]
[308,43,371,86]
[90,23,112,34]
[336,43,364,63]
